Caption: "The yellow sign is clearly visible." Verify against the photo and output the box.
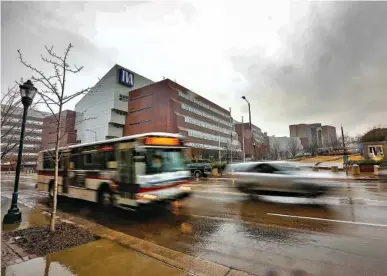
[144,137,180,146]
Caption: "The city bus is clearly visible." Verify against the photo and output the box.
[36,133,192,210]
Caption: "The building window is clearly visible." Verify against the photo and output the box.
[180,103,232,127]
[129,106,153,113]
[119,94,129,102]
[186,128,239,146]
[128,120,152,126]
[111,123,124,129]
[131,93,152,101]
[114,109,127,116]
[181,114,236,137]
[178,91,230,118]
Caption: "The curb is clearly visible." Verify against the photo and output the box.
[34,205,256,276]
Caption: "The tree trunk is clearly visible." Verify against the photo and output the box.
[50,111,62,232]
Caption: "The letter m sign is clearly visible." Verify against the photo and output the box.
[119,69,134,87]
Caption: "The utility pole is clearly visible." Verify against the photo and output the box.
[229,107,233,164]
[218,121,221,162]
[341,124,348,176]
[242,116,245,162]
[242,96,254,160]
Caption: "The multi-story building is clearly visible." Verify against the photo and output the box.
[1,105,48,169]
[289,123,336,149]
[123,79,241,160]
[321,125,337,147]
[234,122,266,160]
[42,110,77,149]
[75,64,154,144]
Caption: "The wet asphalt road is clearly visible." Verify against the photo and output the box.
[2,173,387,276]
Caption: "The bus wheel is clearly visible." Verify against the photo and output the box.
[98,186,113,209]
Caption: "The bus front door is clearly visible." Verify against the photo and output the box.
[115,146,136,199]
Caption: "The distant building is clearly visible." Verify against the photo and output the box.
[1,105,48,168]
[234,122,266,160]
[289,123,336,148]
[42,110,77,149]
[321,125,337,147]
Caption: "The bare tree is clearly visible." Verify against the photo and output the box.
[305,141,319,156]
[287,138,302,158]
[1,84,43,161]
[269,141,280,160]
[18,43,90,232]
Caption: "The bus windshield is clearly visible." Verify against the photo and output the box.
[145,148,186,174]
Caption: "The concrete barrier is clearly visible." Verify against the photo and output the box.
[331,166,339,173]
[352,164,360,175]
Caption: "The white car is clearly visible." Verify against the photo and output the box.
[224,161,331,198]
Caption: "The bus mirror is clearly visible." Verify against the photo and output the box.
[108,161,117,169]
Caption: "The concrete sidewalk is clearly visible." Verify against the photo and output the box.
[1,198,252,276]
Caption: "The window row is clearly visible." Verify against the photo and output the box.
[114,109,127,116]
[186,128,240,145]
[128,120,152,126]
[185,142,224,150]
[182,115,237,137]
[2,134,41,141]
[180,103,232,127]
[111,123,124,129]
[129,106,153,113]
[178,91,230,118]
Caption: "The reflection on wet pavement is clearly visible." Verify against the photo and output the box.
[2,239,184,276]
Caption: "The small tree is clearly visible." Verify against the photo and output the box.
[18,43,90,232]
[287,138,302,158]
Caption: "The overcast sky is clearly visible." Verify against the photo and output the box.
[2,1,386,137]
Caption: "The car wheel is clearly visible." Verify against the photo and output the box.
[194,171,201,178]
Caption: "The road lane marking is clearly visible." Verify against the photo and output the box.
[193,190,387,205]
[267,213,387,228]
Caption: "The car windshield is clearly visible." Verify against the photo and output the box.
[146,148,186,174]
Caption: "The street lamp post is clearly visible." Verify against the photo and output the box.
[242,96,254,161]
[3,80,37,225]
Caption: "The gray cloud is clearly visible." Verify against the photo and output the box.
[230,2,387,135]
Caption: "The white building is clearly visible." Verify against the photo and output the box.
[75,64,154,144]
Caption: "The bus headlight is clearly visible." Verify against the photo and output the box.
[136,194,158,200]
[180,186,191,192]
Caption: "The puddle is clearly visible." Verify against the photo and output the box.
[2,208,50,233]
[2,239,184,276]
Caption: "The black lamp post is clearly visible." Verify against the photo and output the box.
[242,96,254,160]
[3,80,37,225]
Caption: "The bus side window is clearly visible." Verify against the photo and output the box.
[103,150,116,169]
[83,152,101,170]
[70,154,80,169]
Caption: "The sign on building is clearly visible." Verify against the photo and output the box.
[119,69,134,87]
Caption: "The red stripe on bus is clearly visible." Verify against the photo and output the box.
[137,181,186,193]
